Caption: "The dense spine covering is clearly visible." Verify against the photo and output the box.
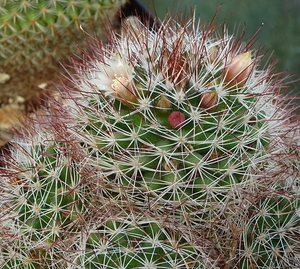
[0,14,299,268]
[0,0,126,107]
[0,0,127,69]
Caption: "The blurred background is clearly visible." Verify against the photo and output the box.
[140,0,300,103]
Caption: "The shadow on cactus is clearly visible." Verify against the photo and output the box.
[0,11,299,269]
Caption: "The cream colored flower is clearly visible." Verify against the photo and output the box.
[92,56,137,106]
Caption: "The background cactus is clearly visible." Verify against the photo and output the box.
[0,0,128,147]
[0,0,127,69]
[0,13,299,269]
[0,0,126,106]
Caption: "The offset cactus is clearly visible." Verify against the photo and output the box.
[0,14,299,269]
[241,195,300,268]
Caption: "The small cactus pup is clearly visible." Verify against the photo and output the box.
[1,13,299,269]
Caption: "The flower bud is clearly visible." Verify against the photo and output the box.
[121,16,148,44]
[111,74,137,106]
[208,46,218,63]
[168,111,185,129]
[157,94,172,111]
[223,51,252,87]
[200,90,219,111]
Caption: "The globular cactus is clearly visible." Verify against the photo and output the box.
[1,13,299,268]
[0,139,206,268]
[0,0,127,106]
[241,194,300,268]
[0,0,127,69]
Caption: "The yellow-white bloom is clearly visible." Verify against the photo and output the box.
[91,56,137,106]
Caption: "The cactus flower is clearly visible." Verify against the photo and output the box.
[110,73,137,105]
[223,51,253,86]
[91,57,137,106]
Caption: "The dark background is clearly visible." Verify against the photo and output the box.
[140,0,300,104]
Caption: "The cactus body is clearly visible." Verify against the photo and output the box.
[0,0,126,69]
[0,0,126,105]
[0,15,299,268]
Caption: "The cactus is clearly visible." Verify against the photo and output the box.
[241,194,300,268]
[0,0,127,105]
[0,14,299,268]
[0,0,126,69]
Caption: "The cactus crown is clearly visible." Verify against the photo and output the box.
[0,13,299,269]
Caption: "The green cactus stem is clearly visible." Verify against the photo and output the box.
[0,14,299,268]
[0,0,127,105]
[0,0,127,69]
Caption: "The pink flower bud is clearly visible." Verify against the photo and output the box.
[223,51,252,86]
[157,95,172,111]
[208,46,218,63]
[200,90,218,111]
[111,74,137,106]
[168,111,185,129]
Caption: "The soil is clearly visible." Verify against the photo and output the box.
[0,63,62,146]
